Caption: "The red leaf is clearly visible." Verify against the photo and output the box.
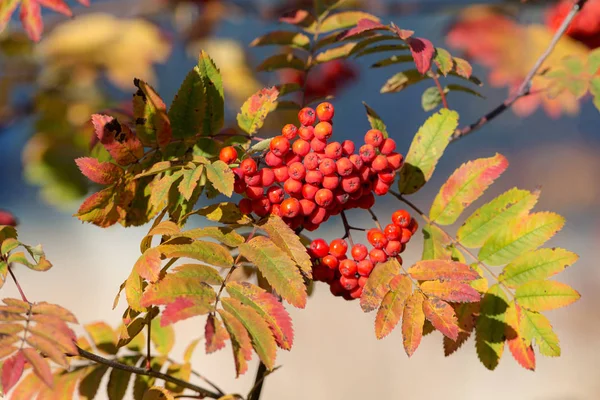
[506,302,536,370]
[75,157,122,185]
[22,348,53,388]
[423,297,459,340]
[20,0,43,42]
[134,248,162,283]
[37,0,72,16]
[77,0,90,5]
[91,114,143,166]
[2,350,26,393]
[408,37,435,74]
[279,9,311,25]
[338,18,386,40]
[0,210,18,226]
[205,314,229,354]
[218,309,253,377]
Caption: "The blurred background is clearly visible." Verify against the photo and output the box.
[1,0,600,399]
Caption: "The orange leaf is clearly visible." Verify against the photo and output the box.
[338,18,387,40]
[218,309,253,377]
[2,350,25,393]
[20,0,43,42]
[91,114,144,166]
[360,258,401,312]
[423,297,459,340]
[375,274,412,339]
[75,157,122,185]
[31,302,77,324]
[402,292,425,357]
[205,314,229,354]
[407,260,480,281]
[10,371,43,400]
[443,303,479,356]
[22,348,53,388]
[505,302,536,371]
[134,248,162,283]
[37,0,72,16]
[420,281,481,303]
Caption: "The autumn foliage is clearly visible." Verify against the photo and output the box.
[0,0,597,399]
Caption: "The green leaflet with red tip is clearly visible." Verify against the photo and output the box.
[237,87,279,135]
[430,154,509,225]
[500,248,579,288]
[505,302,536,371]
[520,308,561,357]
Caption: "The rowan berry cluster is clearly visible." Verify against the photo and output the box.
[219,102,404,231]
[308,209,418,300]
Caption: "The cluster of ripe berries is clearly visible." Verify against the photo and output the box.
[219,102,404,231]
[308,209,418,300]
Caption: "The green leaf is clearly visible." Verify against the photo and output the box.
[421,224,452,260]
[205,160,234,197]
[590,76,600,111]
[176,227,244,248]
[150,171,184,210]
[307,11,380,34]
[84,322,118,355]
[587,48,600,74]
[515,280,580,312]
[251,31,310,50]
[430,154,509,225]
[239,236,307,308]
[257,54,305,72]
[107,365,134,400]
[500,248,578,288]
[315,43,356,63]
[169,51,224,140]
[374,274,412,339]
[190,202,253,225]
[362,102,388,137]
[151,323,175,355]
[380,69,427,93]
[445,84,484,99]
[398,109,459,194]
[143,387,174,400]
[457,188,539,248]
[226,281,294,350]
[475,284,509,370]
[1,238,20,255]
[478,212,566,266]
[421,86,442,111]
[520,309,560,357]
[371,54,414,68]
[237,87,279,135]
[158,240,233,268]
[132,79,172,149]
[79,366,109,400]
[260,215,312,278]
[178,166,204,201]
[218,309,252,377]
[360,258,401,312]
[171,264,223,285]
[349,35,399,56]
[222,297,277,370]
[433,47,453,76]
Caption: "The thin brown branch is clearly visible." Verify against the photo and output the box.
[340,210,364,247]
[145,314,152,371]
[451,0,589,142]
[247,362,268,400]
[7,264,30,304]
[367,208,382,230]
[167,357,226,396]
[432,75,449,109]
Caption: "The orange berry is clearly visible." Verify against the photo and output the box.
[219,146,237,164]
[316,102,334,121]
[329,238,348,258]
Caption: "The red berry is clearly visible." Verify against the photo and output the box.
[342,140,355,156]
[364,129,384,147]
[267,186,284,204]
[371,155,389,172]
[385,240,402,257]
[239,198,252,215]
[359,144,376,163]
[387,152,404,170]
[310,137,327,152]
[316,102,334,121]
[330,280,345,296]
[288,162,306,180]
[384,223,402,240]
[284,178,303,195]
[357,192,375,209]
[392,210,411,228]
[314,121,333,140]
[357,259,374,276]
[349,285,363,299]
[240,158,257,175]
[367,229,388,249]
[309,238,329,258]
[219,146,237,164]
[298,107,316,126]
[335,190,350,205]
[400,228,412,244]
[292,139,311,157]
[336,157,354,176]
[322,175,340,190]
[379,138,396,155]
[408,218,419,234]
[298,125,315,140]
[329,238,348,258]
[281,198,300,218]
[251,197,271,217]
[340,276,358,291]
[369,248,388,263]
[305,170,324,185]
[282,124,298,140]
[351,244,368,261]
[373,178,390,195]
[339,259,358,277]
[319,158,336,175]
[265,151,283,167]
[303,153,319,170]
[349,154,364,170]
[299,199,316,216]
[309,207,327,225]
[270,136,290,157]
[245,185,263,199]
[322,254,339,270]
[315,188,334,208]
[324,141,342,159]
[302,184,319,200]
[234,178,246,194]
[378,169,396,184]
[245,173,261,186]
[341,175,360,193]
[273,166,289,182]
[260,168,275,187]
[358,276,368,287]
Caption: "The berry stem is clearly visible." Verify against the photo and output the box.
[7,264,30,304]
[340,210,355,247]
[432,75,448,109]
[367,208,382,230]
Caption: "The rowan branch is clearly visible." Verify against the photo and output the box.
[450,0,589,142]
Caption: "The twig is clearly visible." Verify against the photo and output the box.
[367,208,382,230]
[432,75,449,109]
[247,362,268,400]
[340,211,364,246]
[76,346,221,399]
[146,314,152,371]
[167,357,226,396]
[7,264,30,304]
[451,0,589,142]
